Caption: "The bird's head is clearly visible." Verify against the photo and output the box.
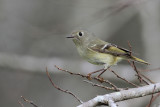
[67,30,93,46]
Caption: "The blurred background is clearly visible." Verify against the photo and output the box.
[0,0,160,107]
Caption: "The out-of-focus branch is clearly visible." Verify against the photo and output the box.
[0,52,134,75]
[18,100,24,107]
[77,83,160,107]
[46,67,83,104]
[0,52,64,72]
[20,96,39,107]
[108,0,150,16]
[138,67,160,72]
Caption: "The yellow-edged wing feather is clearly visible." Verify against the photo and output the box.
[89,42,149,65]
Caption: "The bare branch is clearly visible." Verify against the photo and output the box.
[83,80,122,91]
[55,65,86,78]
[108,68,138,87]
[127,41,144,83]
[152,92,160,103]
[18,100,24,107]
[21,96,39,107]
[140,74,155,84]
[55,65,120,91]
[134,61,149,84]
[146,85,160,107]
[138,67,160,72]
[46,67,83,104]
[146,85,156,107]
[77,83,160,107]
[132,61,152,85]
[127,42,151,85]
[94,77,120,91]
[127,41,132,56]
[127,41,145,84]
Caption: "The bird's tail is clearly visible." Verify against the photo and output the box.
[130,56,150,65]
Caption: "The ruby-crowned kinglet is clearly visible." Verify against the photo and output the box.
[67,30,149,74]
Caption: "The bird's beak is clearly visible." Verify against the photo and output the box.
[66,36,74,38]
[66,34,75,38]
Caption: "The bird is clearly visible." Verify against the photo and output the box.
[67,29,149,78]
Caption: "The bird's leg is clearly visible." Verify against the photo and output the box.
[97,67,110,80]
[87,68,104,80]
[97,69,107,78]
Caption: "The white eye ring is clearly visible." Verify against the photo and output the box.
[77,31,84,36]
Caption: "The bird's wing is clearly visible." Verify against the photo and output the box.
[89,43,132,57]
[110,43,132,54]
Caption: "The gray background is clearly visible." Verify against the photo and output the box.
[0,0,160,107]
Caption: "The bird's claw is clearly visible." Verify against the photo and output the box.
[87,73,93,80]
[96,76,104,82]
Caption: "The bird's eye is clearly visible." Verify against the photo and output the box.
[78,32,83,36]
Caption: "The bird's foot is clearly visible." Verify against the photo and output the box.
[96,76,104,82]
[87,73,92,80]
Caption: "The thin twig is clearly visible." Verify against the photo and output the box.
[140,74,155,84]
[127,41,144,83]
[94,77,120,91]
[21,96,38,107]
[127,41,150,85]
[133,61,143,82]
[138,67,160,72]
[55,65,86,78]
[128,60,152,85]
[132,61,149,85]
[151,92,160,103]
[46,67,83,104]
[127,41,132,56]
[127,41,141,82]
[146,85,156,107]
[18,100,24,107]
[83,80,118,91]
[108,68,138,87]
[55,65,120,91]
[146,88,160,107]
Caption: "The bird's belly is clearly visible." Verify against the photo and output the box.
[87,53,116,65]
[77,46,122,66]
